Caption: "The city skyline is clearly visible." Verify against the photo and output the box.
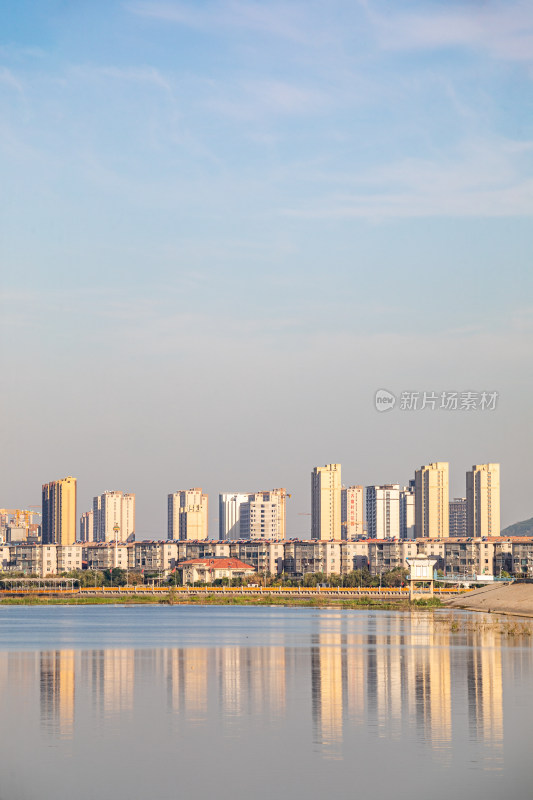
[9,459,506,541]
[1,0,532,544]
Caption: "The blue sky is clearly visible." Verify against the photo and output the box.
[1,1,532,535]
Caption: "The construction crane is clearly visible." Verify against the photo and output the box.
[0,508,41,527]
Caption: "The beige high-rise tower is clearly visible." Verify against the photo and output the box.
[42,476,77,545]
[414,462,449,539]
[168,489,208,540]
[466,464,500,538]
[311,464,342,540]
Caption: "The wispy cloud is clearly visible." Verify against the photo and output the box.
[205,78,328,119]
[0,67,24,92]
[70,64,172,91]
[127,0,323,44]
[370,2,533,63]
[282,138,533,219]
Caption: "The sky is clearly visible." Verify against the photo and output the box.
[1,0,532,537]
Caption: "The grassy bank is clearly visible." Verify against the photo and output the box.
[0,592,442,610]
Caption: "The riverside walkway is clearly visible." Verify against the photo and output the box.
[0,584,467,598]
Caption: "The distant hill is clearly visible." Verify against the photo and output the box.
[501,517,533,537]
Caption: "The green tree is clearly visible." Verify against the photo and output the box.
[102,568,128,587]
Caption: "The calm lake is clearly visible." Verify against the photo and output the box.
[0,605,531,800]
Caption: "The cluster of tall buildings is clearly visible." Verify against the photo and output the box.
[2,461,501,549]
[311,462,500,542]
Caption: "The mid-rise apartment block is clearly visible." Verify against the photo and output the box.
[42,476,77,546]
[366,485,400,540]
[341,485,364,540]
[466,464,500,538]
[414,462,449,538]
[93,491,135,542]
[311,464,342,540]
[168,489,208,541]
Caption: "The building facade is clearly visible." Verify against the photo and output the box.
[218,493,249,540]
[311,464,342,540]
[79,510,94,542]
[93,491,135,543]
[341,485,364,540]
[168,489,208,541]
[466,464,500,538]
[238,489,287,540]
[400,485,416,540]
[414,462,449,539]
[42,476,77,546]
[366,485,400,540]
[449,498,467,538]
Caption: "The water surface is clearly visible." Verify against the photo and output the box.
[0,606,531,800]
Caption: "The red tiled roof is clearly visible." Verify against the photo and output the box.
[179,557,255,570]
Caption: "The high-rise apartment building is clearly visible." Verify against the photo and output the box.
[219,493,249,540]
[93,491,135,542]
[168,489,208,541]
[341,486,364,540]
[311,464,342,541]
[414,462,449,539]
[79,510,94,542]
[239,489,287,540]
[366,485,400,540]
[400,483,416,540]
[466,464,500,538]
[42,476,77,545]
[219,490,287,540]
[449,498,467,538]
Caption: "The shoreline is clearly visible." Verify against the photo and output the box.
[0,592,440,610]
[443,582,533,619]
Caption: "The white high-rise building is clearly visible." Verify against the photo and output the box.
[219,493,250,540]
[466,464,500,538]
[93,491,135,543]
[311,464,342,540]
[168,489,208,541]
[366,485,400,540]
[341,486,364,540]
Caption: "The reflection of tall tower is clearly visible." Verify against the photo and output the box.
[40,650,75,737]
[167,649,209,720]
[311,631,344,759]
[103,650,134,713]
[405,616,452,747]
[467,631,503,743]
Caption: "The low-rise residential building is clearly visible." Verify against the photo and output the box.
[179,557,256,584]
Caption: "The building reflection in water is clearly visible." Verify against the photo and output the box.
[310,613,505,762]
[40,650,75,738]
[32,614,507,762]
[466,629,503,748]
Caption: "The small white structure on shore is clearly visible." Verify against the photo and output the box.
[406,554,438,600]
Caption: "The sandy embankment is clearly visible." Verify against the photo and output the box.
[443,582,533,617]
